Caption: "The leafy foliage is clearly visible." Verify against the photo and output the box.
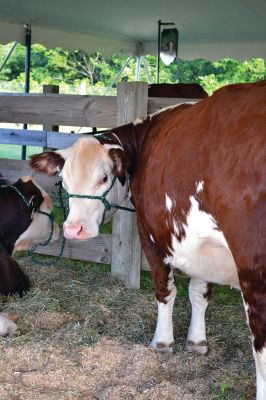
[0,42,265,95]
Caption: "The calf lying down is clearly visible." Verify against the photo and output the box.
[0,176,59,335]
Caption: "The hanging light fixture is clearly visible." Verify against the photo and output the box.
[157,20,179,83]
[160,27,179,66]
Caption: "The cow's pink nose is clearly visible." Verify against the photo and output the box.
[64,223,83,239]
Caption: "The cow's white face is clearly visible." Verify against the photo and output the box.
[14,177,60,251]
[30,137,128,240]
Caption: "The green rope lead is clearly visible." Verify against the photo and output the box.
[8,185,32,207]
[64,176,135,226]
[28,210,66,267]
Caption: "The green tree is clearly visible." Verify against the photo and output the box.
[0,43,265,95]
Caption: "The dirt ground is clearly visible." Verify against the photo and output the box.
[0,255,256,400]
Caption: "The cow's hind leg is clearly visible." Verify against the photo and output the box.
[186,278,211,355]
[138,224,176,353]
[150,267,177,353]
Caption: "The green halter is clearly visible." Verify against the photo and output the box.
[60,176,135,226]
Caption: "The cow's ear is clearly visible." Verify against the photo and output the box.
[29,150,67,176]
[108,147,128,185]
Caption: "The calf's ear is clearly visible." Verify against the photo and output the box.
[108,148,128,185]
[29,150,67,176]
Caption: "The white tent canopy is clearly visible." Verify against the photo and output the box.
[0,0,266,60]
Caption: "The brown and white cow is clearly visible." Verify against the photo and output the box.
[0,176,59,335]
[30,80,266,399]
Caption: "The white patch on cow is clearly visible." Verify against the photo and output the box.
[150,269,176,352]
[163,254,171,265]
[253,346,266,400]
[0,314,18,336]
[110,132,123,147]
[173,219,179,236]
[166,196,240,288]
[133,117,144,126]
[242,294,266,399]
[165,193,173,212]
[149,234,155,243]
[196,180,204,193]
[242,294,250,325]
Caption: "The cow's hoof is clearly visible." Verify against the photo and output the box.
[0,313,18,336]
[150,340,174,353]
[186,339,208,355]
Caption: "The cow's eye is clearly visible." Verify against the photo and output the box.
[102,175,108,184]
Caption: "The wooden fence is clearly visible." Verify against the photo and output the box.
[0,82,199,288]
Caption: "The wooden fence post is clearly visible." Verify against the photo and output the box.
[111,82,148,289]
[43,84,59,151]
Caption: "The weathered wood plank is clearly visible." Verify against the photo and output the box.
[0,128,47,146]
[0,128,87,149]
[43,84,59,151]
[34,230,112,264]
[47,131,84,149]
[0,92,199,127]
[141,251,150,271]
[111,82,148,289]
[0,93,117,128]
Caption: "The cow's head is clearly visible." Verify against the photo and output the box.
[14,176,60,251]
[30,137,128,240]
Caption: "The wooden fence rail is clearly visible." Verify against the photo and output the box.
[0,128,87,149]
[0,92,198,127]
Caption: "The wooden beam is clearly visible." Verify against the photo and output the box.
[0,128,47,146]
[0,128,87,149]
[0,93,199,127]
[43,84,59,151]
[111,82,148,289]
[0,93,117,128]
[34,231,112,264]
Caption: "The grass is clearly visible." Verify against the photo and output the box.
[2,253,243,348]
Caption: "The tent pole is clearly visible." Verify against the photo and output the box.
[142,56,153,83]
[156,20,161,84]
[0,42,17,73]
[135,56,141,81]
[104,56,133,95]
[21,24,31,160]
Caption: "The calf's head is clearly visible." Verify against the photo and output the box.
[30,137,128,240]
[13,176,59,251]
